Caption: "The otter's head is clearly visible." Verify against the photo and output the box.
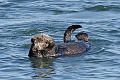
[29,34,55,58]
[31,34,55,50]
[75,32,89,42]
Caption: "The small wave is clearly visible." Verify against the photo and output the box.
[0,2,16,8]
[107,29,119,33]
[85,5,120,11]
[50,9,78,15]
[92,47,105,54]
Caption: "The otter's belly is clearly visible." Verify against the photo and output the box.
[57,42,88,55]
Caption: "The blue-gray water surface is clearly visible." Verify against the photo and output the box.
[0,0,120,80]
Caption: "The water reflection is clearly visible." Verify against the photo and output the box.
[29,58,56,79]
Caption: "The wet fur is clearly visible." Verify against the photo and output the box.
[29,34,57,58]
[28,25,89,58]
[64,25,82,43]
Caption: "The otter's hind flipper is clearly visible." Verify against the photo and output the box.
[64,25,82,43]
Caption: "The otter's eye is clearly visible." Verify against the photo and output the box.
[43,44,45,47]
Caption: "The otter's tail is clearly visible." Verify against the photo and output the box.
[64,25,82,43]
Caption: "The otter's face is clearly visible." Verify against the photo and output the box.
[34,41,49,50]
[31,36,49,50]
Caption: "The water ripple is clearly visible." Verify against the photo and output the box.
[0,0,120,80]
[85,5,120,12]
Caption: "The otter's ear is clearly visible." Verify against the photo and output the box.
[31,38,34,43]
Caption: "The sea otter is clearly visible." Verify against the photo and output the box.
[28,25,90,58]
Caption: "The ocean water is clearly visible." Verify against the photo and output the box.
[0,0,120,80]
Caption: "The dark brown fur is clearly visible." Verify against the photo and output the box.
[64,25,82,43]
[28,25,90,58]
[75,32,89,42]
